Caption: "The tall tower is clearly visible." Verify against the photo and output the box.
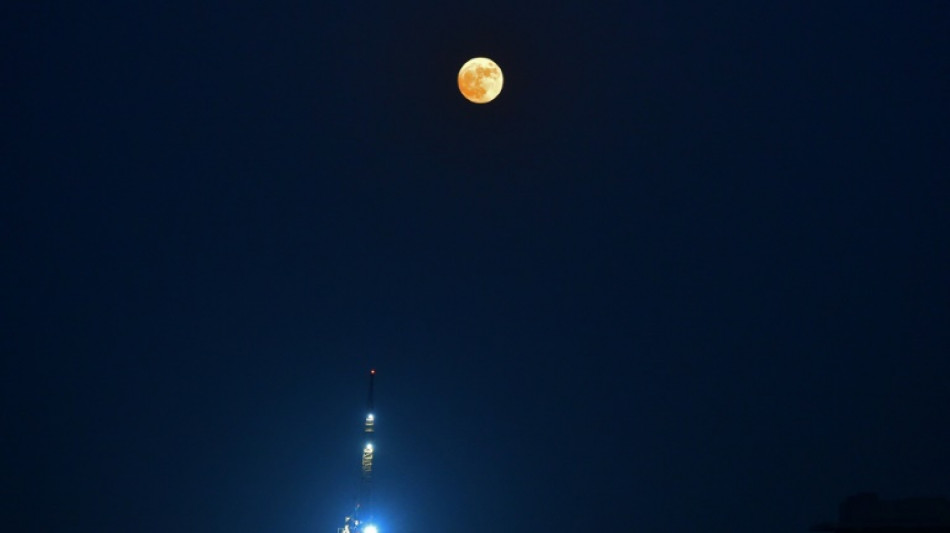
[341,370,378,533]
[361,369,375,520]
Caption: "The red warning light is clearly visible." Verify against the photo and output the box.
[370,369,376,374]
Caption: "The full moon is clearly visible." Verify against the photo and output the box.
[458,57,503,104]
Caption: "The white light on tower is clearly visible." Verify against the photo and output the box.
[364,525,378,533]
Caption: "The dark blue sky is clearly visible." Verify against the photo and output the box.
[4,2,949,532]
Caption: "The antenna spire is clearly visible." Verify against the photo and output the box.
[367,369,375,414]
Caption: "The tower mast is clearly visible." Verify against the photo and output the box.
[361,369,375,520]
[341,369,378,533]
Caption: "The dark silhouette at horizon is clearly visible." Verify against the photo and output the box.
[813,493,950,533]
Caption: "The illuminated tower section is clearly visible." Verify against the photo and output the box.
[361,370,375,520]
[341,369,378,533]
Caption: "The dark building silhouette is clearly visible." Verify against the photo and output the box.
[813,493,950,533]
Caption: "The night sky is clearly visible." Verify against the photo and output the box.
[4,2,949,532]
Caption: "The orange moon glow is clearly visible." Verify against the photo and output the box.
[458,57,503,104]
